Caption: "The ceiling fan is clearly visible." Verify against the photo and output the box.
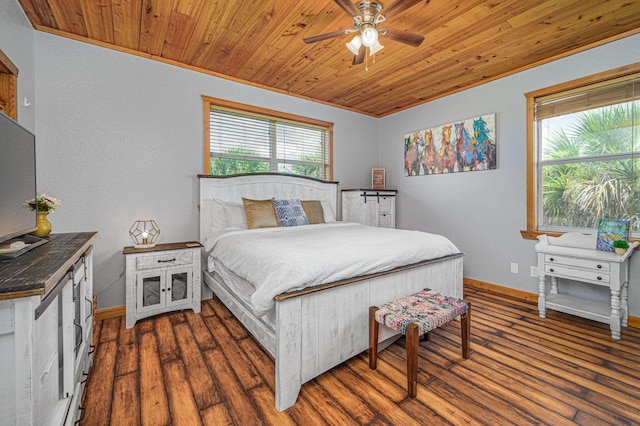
[303,0,427,68]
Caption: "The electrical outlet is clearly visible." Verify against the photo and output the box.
[530,266,537,277]
[510,262,518,274]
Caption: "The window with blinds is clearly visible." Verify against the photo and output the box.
[525,67,640,237]
[203,97,333,180]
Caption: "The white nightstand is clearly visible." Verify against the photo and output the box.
[535,233,638,340]
[124,241,202,328]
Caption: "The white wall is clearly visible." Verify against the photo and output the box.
[0,0,35,130]
[32,33,379,309]
[378,33,640,316]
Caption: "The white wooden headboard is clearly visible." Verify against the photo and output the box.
[198,174,339,242]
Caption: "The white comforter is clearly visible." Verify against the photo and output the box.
[205,222,460,316]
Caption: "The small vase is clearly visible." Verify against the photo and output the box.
[32,211,52,237]
[614,247,626,255]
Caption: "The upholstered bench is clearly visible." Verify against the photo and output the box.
[368,289,471,397]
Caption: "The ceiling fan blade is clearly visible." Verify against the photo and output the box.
[303,29,348,44]
[333,0,360,17]
[379,27,425,47]
[352,44,365,65]
[380,0,424,20]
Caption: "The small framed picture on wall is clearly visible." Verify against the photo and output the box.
[372,168,385,190]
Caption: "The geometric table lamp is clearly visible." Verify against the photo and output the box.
[129,219,160,248]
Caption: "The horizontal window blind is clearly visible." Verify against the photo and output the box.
[209,109,272,159]
[535,75,640,120]
[276,122,328,164]
[206,101,332,180]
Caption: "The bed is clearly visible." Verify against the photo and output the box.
[198,173,463,411]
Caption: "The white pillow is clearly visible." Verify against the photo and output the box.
[204,199,248,231]
[224,202,248,228]
[321,199,336,222]
[202,199,226,230]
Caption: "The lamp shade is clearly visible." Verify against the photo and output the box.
[369,40,384,55]
[345,35,362,55]
[361,27,378,47]
[129,220,160,248]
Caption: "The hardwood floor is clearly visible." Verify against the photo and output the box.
[80,287,640,425]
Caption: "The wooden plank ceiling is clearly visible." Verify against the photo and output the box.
[17,0,640,117]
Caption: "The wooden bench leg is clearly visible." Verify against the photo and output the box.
[461,301,471,359]
[369,306,379,370]
[406,323,420,398]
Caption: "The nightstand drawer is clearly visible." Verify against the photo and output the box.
[544,254,609,272]
[544,264,610,283]
[136,250,193,271]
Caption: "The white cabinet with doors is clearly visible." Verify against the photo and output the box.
[0,232,97,426]
[124,241,202,328]
[341,189,397,228]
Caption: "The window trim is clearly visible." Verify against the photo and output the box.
[0,49,18,120]
[522,62,640,241]
[202,96,334,180]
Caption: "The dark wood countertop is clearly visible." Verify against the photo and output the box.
[0,232,98,300]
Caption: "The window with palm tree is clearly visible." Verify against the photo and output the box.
[525,65,640,239]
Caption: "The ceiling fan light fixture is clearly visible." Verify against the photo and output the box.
[361,27,378,48]
[305,0,427,70]
[345,35,363,55]
[369,40,384,56]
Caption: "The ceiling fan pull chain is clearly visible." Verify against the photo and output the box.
[365,49,369,72]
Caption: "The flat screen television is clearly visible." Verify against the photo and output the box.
[0,111,47,259]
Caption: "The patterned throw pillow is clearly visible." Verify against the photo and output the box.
[272,199,310,226]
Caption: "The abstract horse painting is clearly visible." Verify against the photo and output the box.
[439,125,456,173]
[404,113,496,176]
[454,121,476,172]
[404,132,424,176]
[421,129,438,175]
[473,116,497,170]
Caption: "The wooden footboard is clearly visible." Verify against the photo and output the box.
[204,254,463,411]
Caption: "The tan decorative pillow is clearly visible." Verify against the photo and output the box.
[242,198,279,229]
[302,200,325,224]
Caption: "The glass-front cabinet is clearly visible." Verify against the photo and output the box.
[124,242,202,328]
[137,268,192,314]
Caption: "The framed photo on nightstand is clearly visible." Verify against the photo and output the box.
[372,168,385,190]
[596,218,630,252]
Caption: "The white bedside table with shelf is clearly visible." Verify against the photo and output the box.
[535,232,638,340]
[124,241,202,328]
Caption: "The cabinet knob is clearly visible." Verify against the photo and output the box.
[597,264,602,269]
[549,257,554,262]
[549,268,554,272]
[597,276,602,281]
